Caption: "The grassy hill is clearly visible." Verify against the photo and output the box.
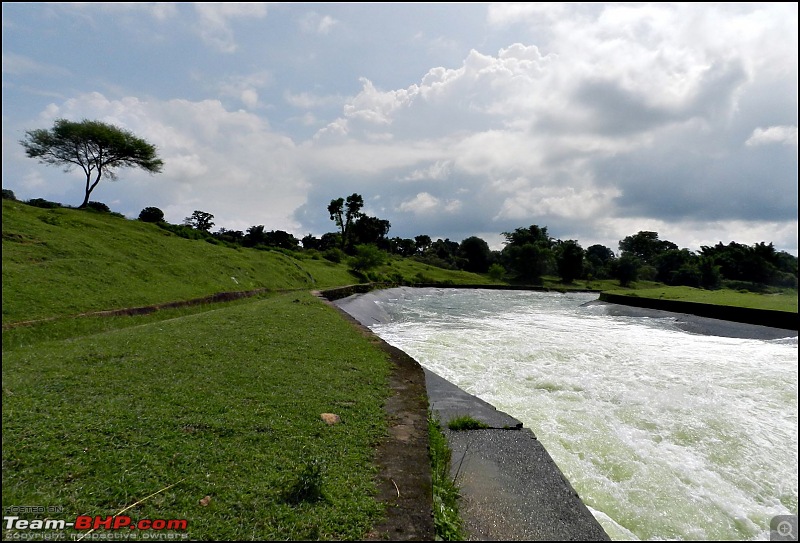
[1,200,492,324]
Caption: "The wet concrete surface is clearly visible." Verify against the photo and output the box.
[425,368,610,541]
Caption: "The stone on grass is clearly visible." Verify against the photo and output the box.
[320,413,341,425]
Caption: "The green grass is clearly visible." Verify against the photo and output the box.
[2,201,317,323]
[428,415,466,541]
[601,283,798,312]
[1,200,495,324]
[447,415,489,431]
[2,292,392,540]
[379,255,495,286]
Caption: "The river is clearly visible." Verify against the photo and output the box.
[365,287,798,541]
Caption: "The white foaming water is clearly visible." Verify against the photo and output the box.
[370,288,798,541]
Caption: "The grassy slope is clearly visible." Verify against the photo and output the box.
[2,200,493,323]
[2,201,323,322]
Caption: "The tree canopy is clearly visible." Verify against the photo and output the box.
[184,210,215,232]
[328,193,364,251]
[20,118,164,208]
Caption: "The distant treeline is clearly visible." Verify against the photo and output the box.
[5,189,797,292]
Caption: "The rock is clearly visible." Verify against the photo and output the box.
[320,413,341,425]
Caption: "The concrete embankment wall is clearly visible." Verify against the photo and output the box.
[598,292,798,331]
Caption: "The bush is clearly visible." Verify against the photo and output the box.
[86,201,110,213]
[138,206,165,223]
[348,244,387,273]
[26,198,62,209]
[157,222,215,241]
[323,248,346,263]
[488,263,505,281]
[2,189,16,200]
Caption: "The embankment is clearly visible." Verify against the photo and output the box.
[598,292,797,331]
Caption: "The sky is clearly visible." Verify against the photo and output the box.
[2,2,798,255]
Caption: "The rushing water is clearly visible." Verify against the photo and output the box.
[367,288,798,541]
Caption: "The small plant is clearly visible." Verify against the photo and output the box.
[428,413,466,540]
[281,458,326,504]
[447,415,489,431]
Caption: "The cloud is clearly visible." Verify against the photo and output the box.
[193,3,268,53]
[299,12,339,35]
[298,3,795,253]
[746,126,798,147]
[4,3,795,256]
[402,161,452,182]
[2,53,71,77]
[284,91,344,109]
[397,192,461,215]
[217,71,272,110]
[494,185,623,222]
[98,2,178,20]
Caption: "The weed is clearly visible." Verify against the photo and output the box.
[428,413,466,541]
[447,415,489,431]
[282,458,326,504]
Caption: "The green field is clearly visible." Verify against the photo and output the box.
[2,199,796,540]
[1,200,492,540]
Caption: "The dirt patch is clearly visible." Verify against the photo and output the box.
[2,288,290,330]
[316,293,435,541]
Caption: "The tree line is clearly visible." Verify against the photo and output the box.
[11,118,799,291]
[13,188,793,292]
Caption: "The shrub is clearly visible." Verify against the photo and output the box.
[138,206,165,223]
[428,414,465,540]
[2,189,16,200]
[86,201,110,213]
[348,244,387,273]
[26,198,61,209]
[488,263,505,281]
[323,248,346,263]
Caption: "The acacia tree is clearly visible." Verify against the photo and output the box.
[20,118,164,208]
[184,210,215,232]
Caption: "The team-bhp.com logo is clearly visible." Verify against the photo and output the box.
[4,510,189,540]
[5,516,187,531]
